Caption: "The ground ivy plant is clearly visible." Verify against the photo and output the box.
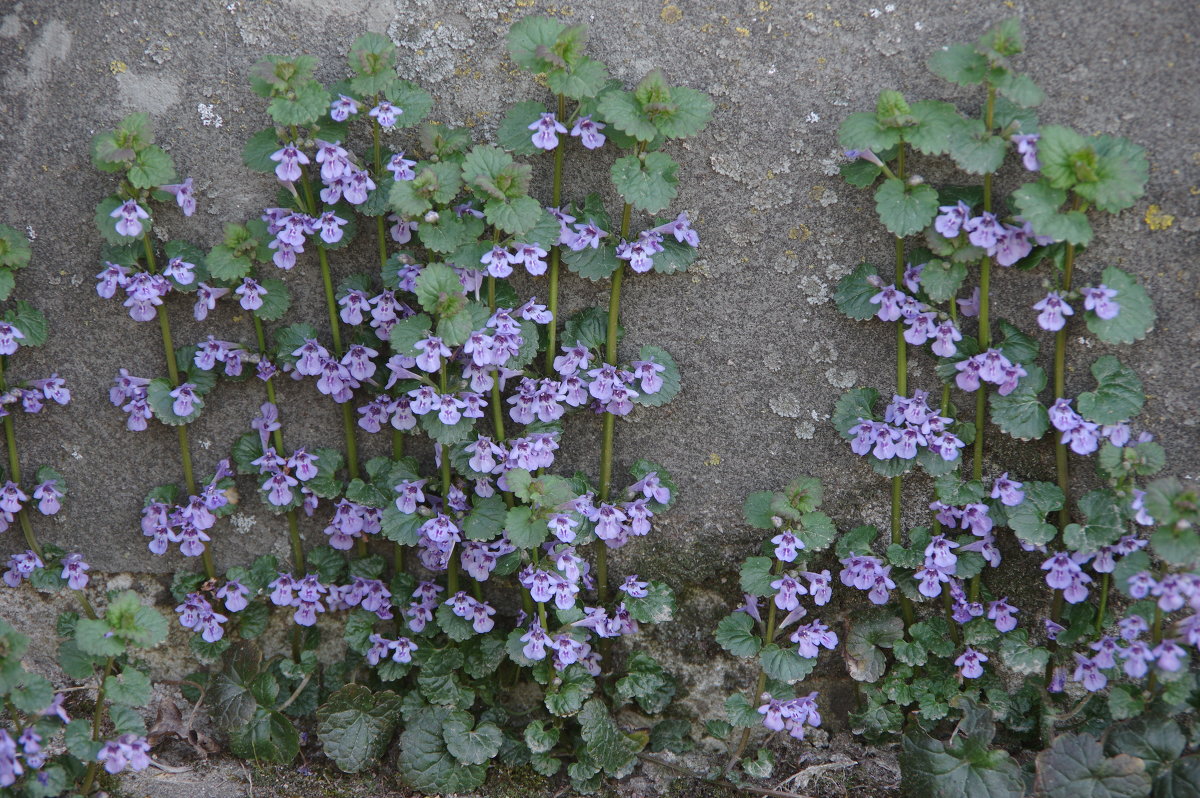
[80,19,707,795]
[712,18,1200,798]
[0,225,169,796]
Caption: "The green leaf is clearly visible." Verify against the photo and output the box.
[1063,490,1123,554]
[316,684,403,773]
[614,652,676,714]
[798,511,838,551]
[267,81,330,127]
[0,225,29,272]
[739,557,775,597]
[611,152,679,213]
[631,344,680,407]
[547,58,609,100]
[444,716,504,766]
[66,718,102,761]
[8,669,53,713]
[928,43,988,85]
[506,15,565,71]
[127,145,177,189]
[384,80,434,128]
[715,612,761,658]
[205,243,252,282]
[3,300,48,348]
[833,388,879,438]
[995,70,1044,108]
[434,603,475,643]
[716,696,758,731]
[742,748,775,780]
[104,667,152,706]
[1078,356,1144,425]
[906,101,960,156]
[544,664,595,717]
[1004,481,1064,545]
[834,262,882,320]
[947,118,1008,175]
[997,319,1039,365]
[999,629,1050,676]
[398,708,487,793]
[875,178,939,237]
[597,89,658,143]
[1086,267,1155,345]
[1075,135,1149,213]
[1106,686,1144,722]
[920,259,967,302]
[503,505,545,549]
[760,644,816,683]
[653,85,713,139]
[253,277,291,322]
[496,100,546,156]
[525,720,560,755]
[1011,180,1093,246]
[417,212,483,254]
[625,581,676,624]
[485,195,544,236]
[146,377,201,426]
[900,722,1024,797]
[845,610,902,682]
[414,263,464,316]
[838,111,901,153]
[840,157,883,188]
[1035,733,1151,798]
[836,524,879,560]
[388,312,433,359]
[989,363,1049,441]
[462,495,507,541]
[229,707,300,764]
[1106,716,1185,779]
[578,698,638,778]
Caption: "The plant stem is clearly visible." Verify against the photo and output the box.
[143,234,213,579]
[891,147,915,631]
[968,85,997,605]
[440,367,458,595]
[253,318,305,576]
[544,93,567,374]
[1054,241,1078,530]
[596,202,633,606]
[80,657,115,795]
[725,573,779,774]
[372,123,406,462]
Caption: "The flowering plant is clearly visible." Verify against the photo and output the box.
[712,18,1199,796]
[82,18,707,794]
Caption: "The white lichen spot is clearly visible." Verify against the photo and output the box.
[808,340,838,363]
[197,103,223,127]
[764,349,784,372]
[24,226,35,241]
[199,439,211,450]
[794,421,816,439]
[914,21,924,31]
[819,188,838,207]
[108,573,133,591]
[826,368,858,388]
[884,3,896,11]
[770,392,802,419]
[230,513,257,535]
[801,274,829,305]
[805,111,820,123]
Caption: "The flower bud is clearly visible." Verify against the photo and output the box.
[423,210,440,224]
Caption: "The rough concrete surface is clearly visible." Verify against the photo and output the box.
[0,0,1196,794]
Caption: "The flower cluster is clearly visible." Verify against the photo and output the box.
[757,692,822,740]
[847,390,966,462]
[95,734,152,775]
[934,200,1052,267]
[140,460,233,556]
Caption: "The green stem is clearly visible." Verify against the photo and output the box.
[144,234,212,579]
[1095,574,1110,635]
[725,563,781,774]
[1054,240,1077,530]
[891,147,915,631]
[253,318,305,576]
[373,124,406,462]
[968,86,996,604]
[440,367,458,594]
[596,202,633,606]
[80,657,115,795]
[544,93,567,374]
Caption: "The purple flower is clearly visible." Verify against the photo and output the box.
[110,200,150,237]
[1120,641,1153,678]
[528,112,567,150]
[1033,291,1074,331]
[1082,284,1120,320]
[990,472,1025,507]
[509,242,549,276]
[955,647,988,678]
[342,169,376,205]
[934,201,971,238]
[169,383,200,417]
[994,222,1033,266]
[1071,654,1107,692]
[269,143,309,183]
[330,94,360,121]
[1012,133,1040,171]
[986,598,1019,633]
[33,479,64,515]
[216,580,251,613]
[570,115,606,149]
[964,212,1002,251]
[60,553,90,589]
[369,100,401,129]
[957,286,981,318]
[652,212,700,248]
[316,211,349,244]
[161,177,197,216]
[235,278,267,311]
[387,152,417,180]
[566,221,607,251]
[193,283,228,321]
[868,284,906,322]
